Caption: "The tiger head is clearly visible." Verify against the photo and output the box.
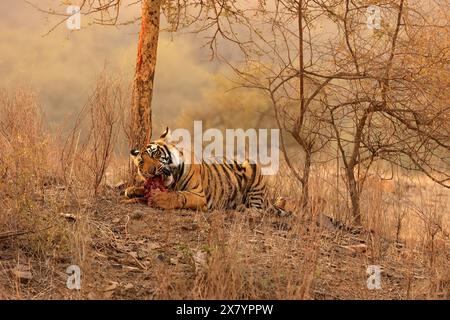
[130,127,183,184]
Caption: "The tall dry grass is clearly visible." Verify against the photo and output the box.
[61,73,126,197]
[145,165,448,299]
[0,88,74,298]
[0,75,126,298]
[0,81,448,299]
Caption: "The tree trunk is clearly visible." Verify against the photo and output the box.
[131,0,161,148]
[296,0,305,131]
[300,149,311,208]
[297,0,310,209]
[347,168,361,225]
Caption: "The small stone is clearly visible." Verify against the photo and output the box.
[124,283,134,290]
[156,253,165,261]
[131,210,145,220]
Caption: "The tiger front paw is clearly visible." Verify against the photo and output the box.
[124,186,146,199]
[149,190,183,210]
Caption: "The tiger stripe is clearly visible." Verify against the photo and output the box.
[125,128,289,216]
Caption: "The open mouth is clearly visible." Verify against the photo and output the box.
[144,174,166,190]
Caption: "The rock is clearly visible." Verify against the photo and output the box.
[156,253,166,261]
[131,210,145,220]
[124,283,134,290]
[112,218,121,224]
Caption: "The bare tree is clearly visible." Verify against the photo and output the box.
[318,0,450,224]
[201,0,450,224]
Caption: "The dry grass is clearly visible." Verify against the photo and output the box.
[0,85,448,300]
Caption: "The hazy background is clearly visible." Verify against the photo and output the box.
[0,0,233,136]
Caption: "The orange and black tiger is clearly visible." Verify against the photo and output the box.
[123,127,288,216]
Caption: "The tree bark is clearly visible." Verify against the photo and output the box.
[347,167,361,225]
[131,0,161,148]
[296,0,311,209]
[296,0,305,131]
[300,148,311,208]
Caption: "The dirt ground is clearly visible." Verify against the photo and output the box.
[1,184,448,300]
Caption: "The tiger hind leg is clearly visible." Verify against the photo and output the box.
[245,191,291,217]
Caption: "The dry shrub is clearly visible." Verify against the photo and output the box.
[61,74,125,198]
[0,89,50,193]
[270,164,449,299]
[0,88,72,263]
[0,77,126,298]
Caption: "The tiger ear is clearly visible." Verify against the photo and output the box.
[160,127,172,141]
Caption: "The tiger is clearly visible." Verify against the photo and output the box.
[123,127,289,216]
